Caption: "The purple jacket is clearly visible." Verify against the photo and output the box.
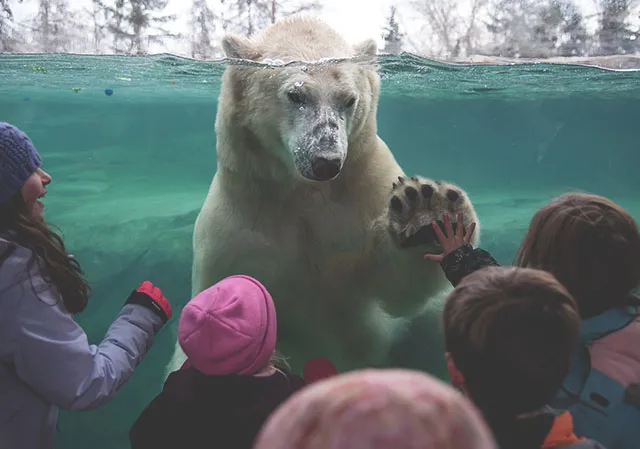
[0,237,165,449]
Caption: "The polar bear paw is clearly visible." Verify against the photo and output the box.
[387,176,476,249]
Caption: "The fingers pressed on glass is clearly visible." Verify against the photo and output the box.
[432,220,446,242]
[465,222,477,243]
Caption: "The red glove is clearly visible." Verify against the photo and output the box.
[303,358,338,385]
[125,281,172,323]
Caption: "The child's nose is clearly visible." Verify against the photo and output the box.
[40,169,52,185]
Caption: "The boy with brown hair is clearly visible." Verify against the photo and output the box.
[442,265,606,449]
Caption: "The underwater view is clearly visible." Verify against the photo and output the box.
[1,51,640,448]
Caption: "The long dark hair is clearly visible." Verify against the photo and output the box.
[0,192,92,314]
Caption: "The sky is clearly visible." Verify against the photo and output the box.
[10,0,602,56]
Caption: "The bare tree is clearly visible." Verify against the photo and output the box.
[189,0,219,58]
[262,0,321,25]
[408,0,489,58]
[98,0,177,55]
[536,0,590,57]
[223,0,257,37]
[84,0,109,53]
[410,0,459,56]
[555,0,590,56]
[595,0,638,55]
[484,0,590,58]
[131,0,176,54]
[461,0,489,56]
[382,5,404,54]
[224,0,322,37]
[29,0,82,52]
[485,0,545,57]
[95,0,126,53]
[0,0,23,51]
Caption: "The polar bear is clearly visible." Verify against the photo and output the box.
[167,15,479,375]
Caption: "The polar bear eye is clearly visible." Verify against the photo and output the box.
[345,96,356,108]
[287,90,304,105]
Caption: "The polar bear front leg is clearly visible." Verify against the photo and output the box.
[367,176,480,318]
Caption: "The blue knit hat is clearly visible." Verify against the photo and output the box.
[0,122,42,203]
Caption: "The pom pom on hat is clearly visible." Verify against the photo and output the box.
[0,122,41,203]
[178,275,277,376]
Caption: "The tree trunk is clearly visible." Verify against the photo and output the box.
[40,0,50,52]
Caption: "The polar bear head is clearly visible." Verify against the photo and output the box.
[216,15,379,183]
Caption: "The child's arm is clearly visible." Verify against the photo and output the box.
[424,213,500,286]
[439,243,500,287]
[9,253,171,411]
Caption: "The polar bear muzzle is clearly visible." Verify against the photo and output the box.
[311,157,341,181]
[291,102,349,182]
[294,130,346,182]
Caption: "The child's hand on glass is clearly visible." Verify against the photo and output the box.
[423,213,476,263]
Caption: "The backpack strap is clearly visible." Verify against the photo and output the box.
[579,306,637,346]
[556,307,637,414]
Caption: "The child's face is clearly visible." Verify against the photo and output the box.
[21,168,51,222]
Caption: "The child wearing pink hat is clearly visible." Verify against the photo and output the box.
[129,275,305,449]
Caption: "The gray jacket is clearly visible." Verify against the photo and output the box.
[0,237,164,449]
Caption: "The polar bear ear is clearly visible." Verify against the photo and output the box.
[353,39,378,57]
[222,34,262,61]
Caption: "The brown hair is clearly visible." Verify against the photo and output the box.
[0,192,92,314]
[515,192,640,318]
[442,266,580,421]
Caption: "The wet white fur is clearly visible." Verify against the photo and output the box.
[165,15,479,377]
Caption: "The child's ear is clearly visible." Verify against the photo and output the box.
[445,352,465,388]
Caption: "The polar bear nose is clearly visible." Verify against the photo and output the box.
[311,157,341,181]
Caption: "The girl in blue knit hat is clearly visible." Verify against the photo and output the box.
[0,121,174,449]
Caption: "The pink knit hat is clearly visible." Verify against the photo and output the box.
[178,275,277,376]
[254,369,497,449]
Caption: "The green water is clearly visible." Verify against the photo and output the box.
[1,53,640,449]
